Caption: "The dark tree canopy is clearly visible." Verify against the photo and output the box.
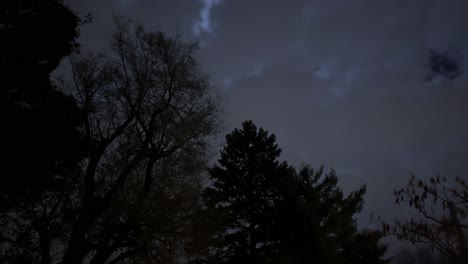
[197,120,292,263]
[60,19,219,264]
[1,15,220,263]
[194,121,388,264]
[1,0,80,74]
[1,1,86,263]
[273,166,388,264]
[2,0,85,194]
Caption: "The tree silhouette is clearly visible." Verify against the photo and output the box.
[2,16,220,263]
[194,121,387,263]
[2,0,85,192]
[2,1,85,263]
[61,18,219,264]
[197,120,291,263]
[384,175,468,263]
[272,166,388,264]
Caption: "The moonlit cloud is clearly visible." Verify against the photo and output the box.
[193,0,222,37]
[222,76,237,90]
[220,62,267,91]
[314,61,334,80]
[247,62,266,78]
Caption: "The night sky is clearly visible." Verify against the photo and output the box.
[64,0,468,253]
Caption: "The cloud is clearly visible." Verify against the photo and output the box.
[314,61,334,80]
[193,0,222,37]
[220,61,267,92]
[246,62,266,77]
[222,76,238,91]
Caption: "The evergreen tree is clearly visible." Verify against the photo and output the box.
[195,121,388,264]
[199,120,292,263]
[272,166,388,263]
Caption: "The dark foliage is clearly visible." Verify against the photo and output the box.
[194,120,292,263]
[193,121,387,263]
[64,18,218,263]
[1,1,86,263]
[1,8,220,263]
[273,166,388,264]
[2,0,85,195]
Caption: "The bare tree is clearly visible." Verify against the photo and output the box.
[1,17,220,264]
[383,175,468,263]
[62,18,220,264]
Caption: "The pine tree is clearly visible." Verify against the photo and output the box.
[272,166,388,263]
[195,121,388,263]
[200,120,292,263]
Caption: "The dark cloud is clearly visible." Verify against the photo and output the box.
[64,0,468,254]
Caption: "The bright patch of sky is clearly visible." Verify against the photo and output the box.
[222,76,237,90]
[329,85,347,98]
[193,0,222,36]
[247,62,266,77]
[222,62,267,91]
[314,61,334,80]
